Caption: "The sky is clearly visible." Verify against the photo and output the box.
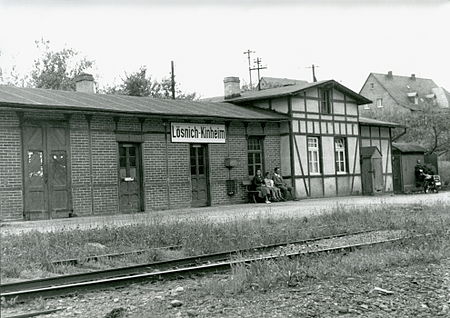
[0,0,449,98]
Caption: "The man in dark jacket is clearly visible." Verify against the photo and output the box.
[273,167,294,200]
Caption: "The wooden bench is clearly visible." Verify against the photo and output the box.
[242,180,261,203]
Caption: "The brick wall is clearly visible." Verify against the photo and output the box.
[0,111,23,220]
[0,110,282,220]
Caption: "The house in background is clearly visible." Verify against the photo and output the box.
[359,71,450,117]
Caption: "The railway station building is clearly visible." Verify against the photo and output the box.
[0,75,400,221]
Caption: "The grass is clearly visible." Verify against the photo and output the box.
[201,230,450,297]
[1,202,450,282]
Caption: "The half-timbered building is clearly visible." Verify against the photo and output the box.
[0,75,401,221]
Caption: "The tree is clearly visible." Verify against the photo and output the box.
[30,39,94,91]
[105,66,198,100]
[369,105,450,156]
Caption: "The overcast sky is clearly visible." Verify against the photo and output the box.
[1,0,449,98]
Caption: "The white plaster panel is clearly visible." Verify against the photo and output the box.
[296,135,308,175]
[334,122,340,135]
[306,88,318,98]
[333,89,345,100]
[328,123,334,134]
[292,97,305,112]
[280,135,291,174]
[346,103,358,116]
[334,102,345,115]
[295,178,308,198]
[340,123,346,135]
[323,177,336,197]
[307,121,314,134]
[299,120,306,133]
[306,99,319,113]
[347,123,353,135]
[352,176,362,195]
[310,178,323,197]
[322,136,335,175]
[314,121,320,134]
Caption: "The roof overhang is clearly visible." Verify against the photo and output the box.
[0,102,290,122]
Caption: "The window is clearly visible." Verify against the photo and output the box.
[335,138,347,173]
[247,136,263,177]
[307,137,320,174]
[370,83,374,89]
[320,88,332,114]
[376,98,383,108]
[363,103,371,110]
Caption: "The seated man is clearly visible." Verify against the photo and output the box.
[273,167,294,200]
[252,169,271,204]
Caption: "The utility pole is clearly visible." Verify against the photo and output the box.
[250,57,267,90]
[306,64,319,82]
[171,60,175,99]
[243,49,254,88]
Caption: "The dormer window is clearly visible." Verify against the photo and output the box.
[407,92,418,105]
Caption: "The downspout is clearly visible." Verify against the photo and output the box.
[392,127,407,142]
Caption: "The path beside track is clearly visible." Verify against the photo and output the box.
[1,192,448,236]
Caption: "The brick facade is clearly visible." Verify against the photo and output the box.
[0,110,281,221]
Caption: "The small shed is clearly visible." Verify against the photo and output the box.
[392,142,426,193]
[360,146,384,195]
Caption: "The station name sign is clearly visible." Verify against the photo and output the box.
[171,123,226,143]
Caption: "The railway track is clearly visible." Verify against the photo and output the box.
[0,229,401,302]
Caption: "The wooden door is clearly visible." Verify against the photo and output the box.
[372,158,384,194]
[118,143,142,212]
[361,158,373,195]
[190,144,209,207]
[23,124,70,220]
[392,154,402,193]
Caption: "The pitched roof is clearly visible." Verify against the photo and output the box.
[258,77,309,90]
[392,142,427,153]
[0,85,289,121]
[203,80,371,105]
[368,73,439,110]
[359,116,403,128]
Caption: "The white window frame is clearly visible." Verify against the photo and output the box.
[307,137,321,175]
[335,138,347,174]
[376,98,383,108]
[363,103,370,110]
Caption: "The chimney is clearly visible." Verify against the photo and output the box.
[223,77,241,99]
[410,74,416,80]
[387,71,393,79]
[74,73,95,93]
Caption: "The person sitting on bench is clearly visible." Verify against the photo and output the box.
[264,172,282,201]
[273,167,294,200]
[252,169,271,204]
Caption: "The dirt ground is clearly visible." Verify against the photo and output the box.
[1,191,449,236]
